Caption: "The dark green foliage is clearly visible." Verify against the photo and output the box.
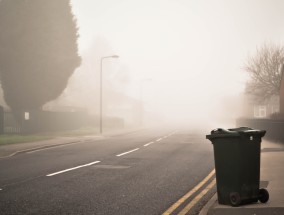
[0,0,81,112]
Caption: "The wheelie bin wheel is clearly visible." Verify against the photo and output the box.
[229,192,241,206]
[258,188,269,203]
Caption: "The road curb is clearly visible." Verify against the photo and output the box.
[0,140,82,159]
[199,193,217,215]
[0,129,144,159]
[0,129,143,159]
[105,128,146,137]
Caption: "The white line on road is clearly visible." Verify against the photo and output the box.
[116,148,140,157]
[0,188,2,191]
[144,142,154,147]
[156,138,163,142]
[46,161,101,177]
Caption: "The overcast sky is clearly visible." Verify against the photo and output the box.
[69,0,284,126]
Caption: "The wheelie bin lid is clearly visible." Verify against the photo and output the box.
[206,127,266,140]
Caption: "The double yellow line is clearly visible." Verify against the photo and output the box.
[163,169,216,215]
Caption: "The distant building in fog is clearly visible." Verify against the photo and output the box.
[241,94,279,119]
[241,67,284,119]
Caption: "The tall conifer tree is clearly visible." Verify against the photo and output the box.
[0,0,81,113]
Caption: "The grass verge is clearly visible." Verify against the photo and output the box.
[0,135,52,146]
[0,127,99,145]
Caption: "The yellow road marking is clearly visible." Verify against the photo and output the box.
[178,179,216,215]
[162,169,215,215]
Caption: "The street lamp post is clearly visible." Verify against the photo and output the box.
[100,55,119,134]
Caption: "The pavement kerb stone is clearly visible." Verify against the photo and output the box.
[0,136,93,159]
[199,194,218,215]
[0,128,145,159]
[0,140,82,158]
[103,128,145,137]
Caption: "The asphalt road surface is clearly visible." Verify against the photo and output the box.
[0,128,216,215]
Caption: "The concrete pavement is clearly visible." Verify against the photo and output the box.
[200,139,284,215]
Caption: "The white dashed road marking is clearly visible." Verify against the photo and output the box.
[144,142,154,147]
[43,131,178,178]
[46,161,101,177]
[116,148,140,157]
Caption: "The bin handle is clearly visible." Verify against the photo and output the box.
[211,128,229,134]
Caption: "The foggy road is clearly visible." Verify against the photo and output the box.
[0,129,216,215]
[1,0,283,214]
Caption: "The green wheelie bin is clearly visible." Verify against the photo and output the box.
[206,127,269,206]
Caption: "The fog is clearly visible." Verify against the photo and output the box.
[49,0,284,130]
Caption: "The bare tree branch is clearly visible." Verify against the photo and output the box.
[244,43,284,102]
